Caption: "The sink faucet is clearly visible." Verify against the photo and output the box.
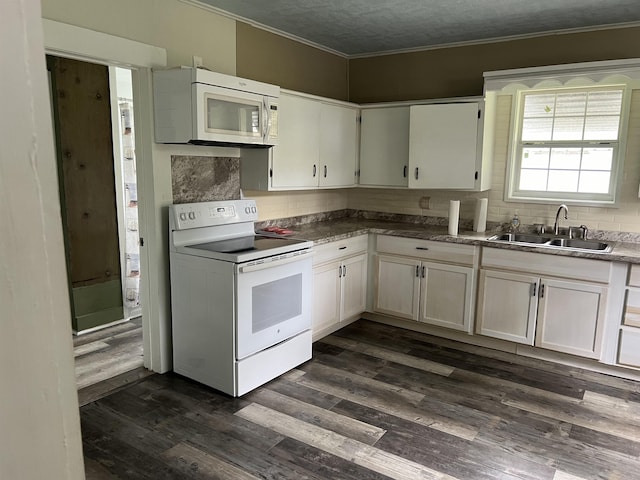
[554,204,568,235]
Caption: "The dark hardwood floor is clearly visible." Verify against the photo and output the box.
[80,320,640,479]
[74,316,151,406]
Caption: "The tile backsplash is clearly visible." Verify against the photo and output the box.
[182,91,640,235]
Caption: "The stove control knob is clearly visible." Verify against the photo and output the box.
[179,213,187,221]
[188,212,196,220]
[251,207,257,213]
[245,206,251,214]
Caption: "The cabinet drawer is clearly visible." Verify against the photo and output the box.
[313,235,368,265]
[376,235,476,266]
[481,247,611,284]
[629,264,640,287]
[618,329,640,368]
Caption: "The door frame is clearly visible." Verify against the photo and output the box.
[43,19,167,372]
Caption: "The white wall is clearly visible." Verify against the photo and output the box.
[0,1,85,478]
[41,0,236,74]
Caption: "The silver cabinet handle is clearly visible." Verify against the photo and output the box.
[416,247,429,251]
[338,265,342,277]
[421,266,425,278]
[540,284,545,298]
[415,167,419,180]
[343,265,347,277]
[531,283,537,297]
[415,265,420,277]
[313,164,317,177]
[324,165,328,178]
[403,165,407,178]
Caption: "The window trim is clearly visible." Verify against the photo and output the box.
[505,84,632,207]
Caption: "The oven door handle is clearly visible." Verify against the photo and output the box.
[238,250,313,273]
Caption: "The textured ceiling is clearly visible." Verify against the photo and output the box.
[196,0,640,56]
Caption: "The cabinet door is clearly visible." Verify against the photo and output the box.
[408,103,479,189]
[359,107,409,187]
[536,278,607,359]
[319,103,357,187]
[340,253,368,321]
[312,261,341,334]
[419,262,474,333]
[373,255,420,320]
[271,93,321,188]
[476,269,538,345]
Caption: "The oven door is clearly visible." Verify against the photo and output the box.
[235,252,312,360]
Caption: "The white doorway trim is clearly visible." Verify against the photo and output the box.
[43,19,168,372]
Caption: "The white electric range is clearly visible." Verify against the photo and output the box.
[169,199,313,396]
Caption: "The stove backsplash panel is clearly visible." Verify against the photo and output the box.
[171,156,240,203]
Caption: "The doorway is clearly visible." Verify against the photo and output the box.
[47,55,145,394]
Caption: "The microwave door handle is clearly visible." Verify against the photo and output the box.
[263,98,270,140]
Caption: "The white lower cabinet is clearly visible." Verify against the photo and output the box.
[373,236,477,333]
[373,255,420,320]
[312,236,368,340]
[476,248,610,360]
[476,270,538,344]
[617,264,640,368]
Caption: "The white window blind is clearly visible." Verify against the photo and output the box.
[513,87,624,202]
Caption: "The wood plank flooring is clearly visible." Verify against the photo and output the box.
[79,320,640,479]
[74,317,151,406]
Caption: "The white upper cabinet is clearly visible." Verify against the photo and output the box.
[359,107,410,187]
[408,101,491,191]
[271,94,321,189]
[319,103,358,187]
[240,91,357,191]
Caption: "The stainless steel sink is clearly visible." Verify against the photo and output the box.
[490,233,551,244]
[487,233,612,253]
[547,238,612,251]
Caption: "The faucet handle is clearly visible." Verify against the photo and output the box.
[569,225,589,239]
[579,224,588,240]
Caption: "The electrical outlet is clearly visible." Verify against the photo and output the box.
[419,196,431,209]
[192,56,203,68]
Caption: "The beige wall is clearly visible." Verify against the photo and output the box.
[41,0,236,74]
[246,190,348,221]
[349,26,640,103]
[236,23,349,101]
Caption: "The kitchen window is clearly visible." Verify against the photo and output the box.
[506,85,629,205]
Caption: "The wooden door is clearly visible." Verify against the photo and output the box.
[48,56,123,332]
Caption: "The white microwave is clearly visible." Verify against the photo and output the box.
[153,67,279,147]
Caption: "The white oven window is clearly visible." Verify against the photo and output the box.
[252,274,302,333]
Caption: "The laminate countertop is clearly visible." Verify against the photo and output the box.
[278,218,640,264]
